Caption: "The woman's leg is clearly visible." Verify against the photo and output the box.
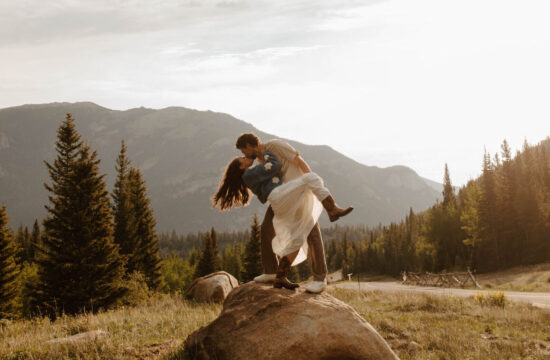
[301,173,354,222]
[273,249,300,290]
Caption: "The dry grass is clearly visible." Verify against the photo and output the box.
[0,294,221,360]
[328,287,550,360]
[2,287,549,359]
[476,263,550,293]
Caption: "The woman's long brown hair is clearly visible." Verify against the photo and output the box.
[212,157,250,211]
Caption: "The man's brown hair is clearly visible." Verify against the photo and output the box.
[235,132,259,149]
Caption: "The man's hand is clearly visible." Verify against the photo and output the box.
[294,154,311,173]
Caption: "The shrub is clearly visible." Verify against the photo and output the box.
[114,271,152,307]
[160,255,195,293]
[473,291,507,307]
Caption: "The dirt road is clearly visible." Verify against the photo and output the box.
[332,281,550,309]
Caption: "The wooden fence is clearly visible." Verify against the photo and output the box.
[401,267,481,288]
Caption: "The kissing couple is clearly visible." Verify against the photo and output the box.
[212,133,353,293]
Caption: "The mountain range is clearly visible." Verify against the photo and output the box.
[0,102,442,233]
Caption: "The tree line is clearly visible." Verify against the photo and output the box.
[157,137,550,281]
[324,138,550,276]
[3,123,548,320]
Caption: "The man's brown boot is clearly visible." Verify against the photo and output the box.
[321,195,354,222]
[273,256,299,290]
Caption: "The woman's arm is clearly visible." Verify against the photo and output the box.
[293,154,311,173]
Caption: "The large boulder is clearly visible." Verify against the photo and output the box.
[185,271,239,303]
[185,281,399,360]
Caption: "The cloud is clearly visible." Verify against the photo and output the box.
[2,0,550,185]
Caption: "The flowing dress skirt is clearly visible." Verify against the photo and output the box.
[267,172,327,266]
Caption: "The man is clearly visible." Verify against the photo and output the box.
[236,132,350,293]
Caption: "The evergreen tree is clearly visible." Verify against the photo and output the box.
[127,167,162,290]
[0,205,20,319]
[112,140,138,274]
[479,149,500,270]
[30,219,41,262]
[14,225,32,264]
[194,229,222,278]
[497,139,519,265]
[460,181,482,268]
[32,114,127,317]
[442,163,457,209]
[242,215,262,282]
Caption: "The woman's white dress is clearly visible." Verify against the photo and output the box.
[267,173,326,266]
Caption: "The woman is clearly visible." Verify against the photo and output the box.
[212,150,353,290]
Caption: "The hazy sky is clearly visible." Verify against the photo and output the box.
[2,0,549,185]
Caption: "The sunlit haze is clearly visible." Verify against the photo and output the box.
[2,0,549,185]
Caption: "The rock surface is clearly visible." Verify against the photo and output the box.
[185,282,399,360]
[185,271,239,303]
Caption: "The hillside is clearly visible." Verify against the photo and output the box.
[0,102,441,233]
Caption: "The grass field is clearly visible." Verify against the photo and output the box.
[476,263,550,293]
[1,285,549,359]
[0,294,221,360]
[328,287,550,360]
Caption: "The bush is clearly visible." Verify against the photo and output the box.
[473,291,507,308]
[160,255,195,293]
[114,271,152,307]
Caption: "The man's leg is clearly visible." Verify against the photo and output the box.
[260,205,278,274]
[306,223,327,282]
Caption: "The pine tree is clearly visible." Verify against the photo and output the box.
[127,167,162,290]
[442,163,456,209]
[0,205,20,319]
[194,229,222,278]
[479,149,500,270]
[498,139,519,265]
[208,227,222,271]
[112,140,139,274]
[32,114,127,317]
[30,219,41,262]
[460,181,482,268]
[14,225,25,263]
[242,215,262,282]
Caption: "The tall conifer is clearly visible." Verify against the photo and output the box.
[112,140,138,274]
[127,167,162,289]
[30,219,41,262]
[442,163,456,209]
[0,205,20,319]
[242,215,262,282]
[32,114,127,317]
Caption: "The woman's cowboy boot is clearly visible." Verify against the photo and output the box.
[321,195,354,222]
[273,256,299,290]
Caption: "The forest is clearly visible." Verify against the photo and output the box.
[157,137,550,282]
[1,112,549,320]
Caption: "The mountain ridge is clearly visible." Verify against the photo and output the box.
[0,101,442,233]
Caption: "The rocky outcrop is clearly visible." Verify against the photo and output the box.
[185,282,399,359]
[185,271,239,303]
